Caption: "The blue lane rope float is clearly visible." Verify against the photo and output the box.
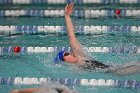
[0,25,139,35]
[0,0,140,4]
[0,9,140,17]
[0,77,140,89]
[0,46,139,56]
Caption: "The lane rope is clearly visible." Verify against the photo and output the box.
[0,46,139,55]
[0,0,139,4]
[0,25,140,35]
[0,9,140,17]
[0,77,140,89]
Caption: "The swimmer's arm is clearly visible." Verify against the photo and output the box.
[65,15,81,49]
[10,88,41,93]
[65,3,82,56]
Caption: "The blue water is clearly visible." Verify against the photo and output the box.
[0,33,140,93]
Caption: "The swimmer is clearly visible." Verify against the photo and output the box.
[54,3,140,75]
[10,83,77,93]
[54,3,110,71]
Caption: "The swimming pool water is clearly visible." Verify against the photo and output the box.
[0,4,140,92]
[0,33,140,93]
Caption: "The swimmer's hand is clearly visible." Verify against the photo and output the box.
[65,3,74,16]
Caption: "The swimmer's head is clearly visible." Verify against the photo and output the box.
[39,83,78,93]
[54,87,77,93]
[54,50,77,64]
[54,50,69,63]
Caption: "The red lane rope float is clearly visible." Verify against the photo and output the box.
[115,9,121,15]
[13,46,21,53]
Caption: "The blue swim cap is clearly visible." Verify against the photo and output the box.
[54,50,65,64]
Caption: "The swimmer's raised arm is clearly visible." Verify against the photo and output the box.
[65,3,75,40]
[65,3,83,58]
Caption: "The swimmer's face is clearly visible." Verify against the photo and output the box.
[63,52,77,63]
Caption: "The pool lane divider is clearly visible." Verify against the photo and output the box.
[0,9,140,17]
[0,46,140,55]
[0,77,140,89]
[0,0,139,4]
[0,25,140,35]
